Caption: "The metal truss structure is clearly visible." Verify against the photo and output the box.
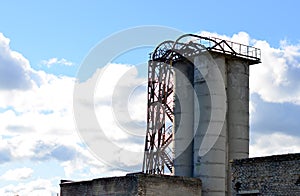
[142,34,261,175]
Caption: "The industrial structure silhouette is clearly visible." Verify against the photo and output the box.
[60,34,300,195]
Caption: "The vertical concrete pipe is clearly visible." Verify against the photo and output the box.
[227,59,250,195]
[227,59,250,160]
[173,59,194,177]
[193,54,227,196]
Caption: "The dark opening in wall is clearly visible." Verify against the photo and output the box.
[295,176,300,186]
[234,182,241,192]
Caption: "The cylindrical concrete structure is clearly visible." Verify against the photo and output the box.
[173,59,194,177]
[193,54,227,196]
[227,59,250,195]
[172,52,254,195]
[227,59,250,160]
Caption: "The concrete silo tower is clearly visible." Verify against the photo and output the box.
[143,34,261,195]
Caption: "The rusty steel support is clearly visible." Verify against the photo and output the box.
[142,59,174,174]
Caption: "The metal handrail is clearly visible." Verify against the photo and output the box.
[209,36,261,60]
[151,34,261,62]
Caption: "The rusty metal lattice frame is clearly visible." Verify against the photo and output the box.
[142,58,174,174]
[142,34,261,175]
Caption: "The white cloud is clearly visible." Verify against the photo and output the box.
[0,167,33,181]
[0,61,145,184]
[249,40,300,104]
[74,63,147,140]
[73,63,147,170]
[250,132,300,157]
[41,57,74,67]
[94,63,147,139]
[1,30,300,194]
[0,36,145,180]
[0,179,58,196]
[0,75,74,113]
[0,33,122,181]
[0,33,40,90]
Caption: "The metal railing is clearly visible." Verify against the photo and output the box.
[208,36,261,61]
[151,34,261,63]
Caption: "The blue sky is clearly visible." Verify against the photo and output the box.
[1,0,300,195]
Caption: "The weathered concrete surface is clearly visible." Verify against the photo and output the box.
[227,58,250,160]
[60,173,202,196]
[231,153,300,195]
[173,59,195,177]
[193,53,227,196]
[192,52,256,195]
[226,57,251,196]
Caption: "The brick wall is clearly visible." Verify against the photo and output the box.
[231,153,300,195]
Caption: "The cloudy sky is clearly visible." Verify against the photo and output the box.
[1,1,300,195]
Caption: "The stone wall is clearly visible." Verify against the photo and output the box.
[231,153,300,195]
[60,173,201,196]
